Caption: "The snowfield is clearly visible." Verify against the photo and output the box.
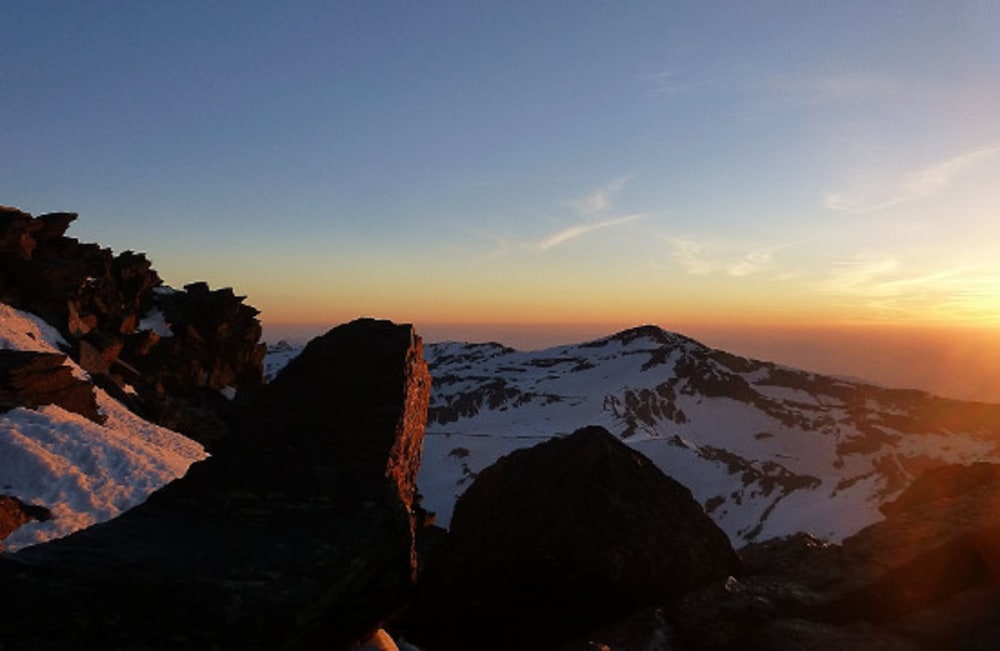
[1,303,206,552]
[416,330,1000,544]
[262,326,1000,547]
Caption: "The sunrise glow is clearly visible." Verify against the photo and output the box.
[4,1,998,400]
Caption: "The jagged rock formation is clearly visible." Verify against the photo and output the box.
[408,425,741,650]
[0,350,103,422]
[0,205,265,443]
[0,318,431,650]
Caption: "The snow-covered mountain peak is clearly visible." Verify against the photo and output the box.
[418,325,1000,545]
[260,324,1000,546]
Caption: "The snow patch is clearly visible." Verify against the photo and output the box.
[1,303,207,552]
[138,306,173,338]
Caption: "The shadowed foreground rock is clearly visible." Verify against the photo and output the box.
[664,462,1000,650]
[0,318,431,650]
[409,425,741,650]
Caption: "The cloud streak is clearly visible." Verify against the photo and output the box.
[764,72,900,107]
[821,255,1000,323]
[565,177,630,216]
[825,144,1000,214]
[669,237,789,277]
[535,213,643,252]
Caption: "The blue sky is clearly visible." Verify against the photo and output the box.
[4,1,1000,351]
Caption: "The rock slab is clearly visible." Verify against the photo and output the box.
[410,425,741,649]
[0,318,431,650]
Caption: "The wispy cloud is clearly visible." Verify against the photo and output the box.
[821,255,1000,323]
[825,144,1000,214]
[535,213,643,252]
[645,70,689,96]
[565,176,630,216]
[669,237,789,277]
[454,224,518,262]
[763,72,900,107]
[826,257,902,294]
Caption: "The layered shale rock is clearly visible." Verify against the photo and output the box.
[0,318,431,650]
[410,425,741,650]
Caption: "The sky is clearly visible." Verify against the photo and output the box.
[3,1,1000,400]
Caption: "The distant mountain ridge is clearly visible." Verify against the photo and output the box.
[411,324,1000,545]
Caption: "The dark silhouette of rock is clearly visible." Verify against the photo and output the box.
[0,318,431,650]
[0,350,103,423]
[409,425,741,650]
[135,282,265,394]
[747,618,919,651]
[0,205,40,260]
[879,461,1000,516]
[557,607,674,651]
[660,463,1000,649]
[796,466,1000,622]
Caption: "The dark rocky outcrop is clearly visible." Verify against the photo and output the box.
[0,349,103,423]
[659,462,1000,650]
[408,425,741,650]
[0,205,266,444]
[504,462,1000,650]
[879,461,1000,517]
[0,318,431,650]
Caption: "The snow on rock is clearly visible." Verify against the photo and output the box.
[137,306,173,338]
[418,326,1000,545]
[263,340,304,382]
[261,324,1000,546]
[1,303,206,552]
[0,303,69,354]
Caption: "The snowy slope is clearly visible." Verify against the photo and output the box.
[1,303,206,552]
[263,340,305,383]
[418,326,1000,545]
[260,325,1000,545]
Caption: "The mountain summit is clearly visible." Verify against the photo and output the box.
[417,325,1000,544]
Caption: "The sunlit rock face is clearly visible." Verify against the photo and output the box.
[0,495,51,548]
[0,302,208,551]
[409,425,741,650]
[418,325,1000,545]
[0,204,267,445]
[0,318,431,650]
[0,350,103,423]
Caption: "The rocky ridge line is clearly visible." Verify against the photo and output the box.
[0,205,266,444]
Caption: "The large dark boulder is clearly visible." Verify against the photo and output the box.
[410,425,741,650]
[0,318,431,650]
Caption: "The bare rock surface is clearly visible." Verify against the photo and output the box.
[409,425,741,650]
[0,318,431,650]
